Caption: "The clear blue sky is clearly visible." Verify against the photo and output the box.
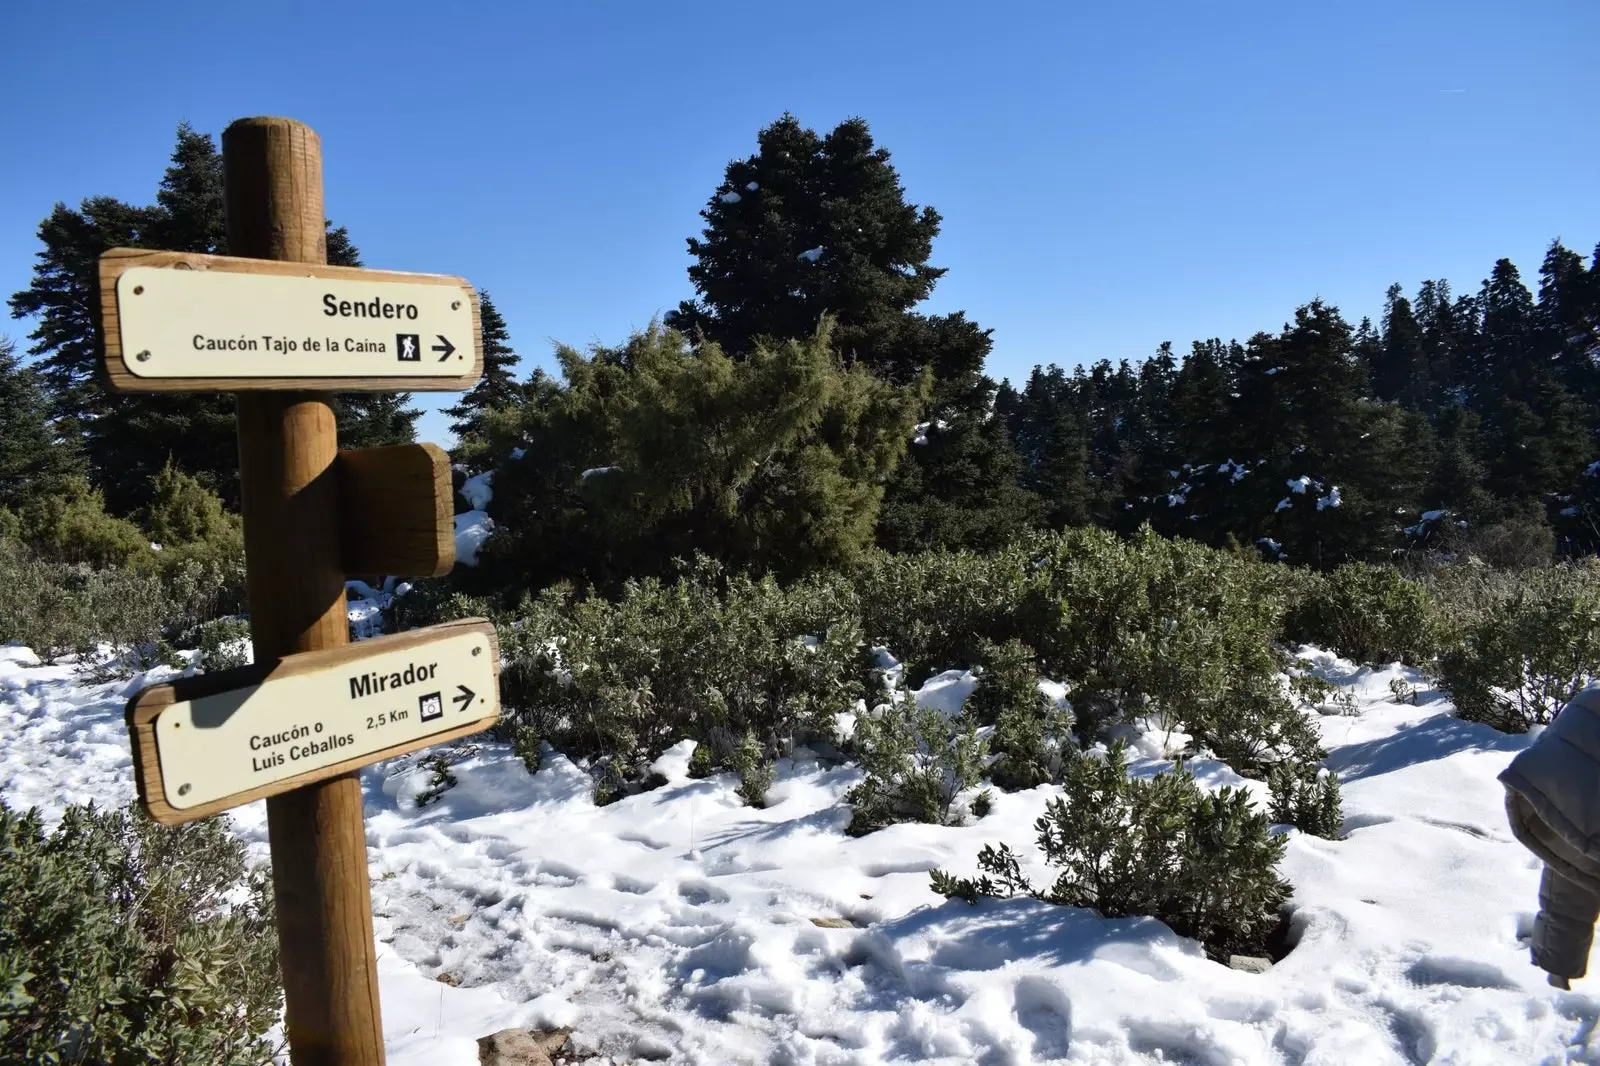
[3,1,1596,446]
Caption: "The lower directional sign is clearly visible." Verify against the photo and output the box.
[125,619,499,826]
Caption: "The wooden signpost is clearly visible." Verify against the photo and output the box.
[100,116,497,1066]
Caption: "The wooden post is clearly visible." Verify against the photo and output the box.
[224,117,385,1065]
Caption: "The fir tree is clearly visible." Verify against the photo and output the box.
[444,291,522,463]
[666,113,1028,552]
[1536,240,1600,404]
[9,126,415,511]
[667,115,957,383]
[1477,258,1538,403]
[0,337,82,511]
[1373,284,1427,408]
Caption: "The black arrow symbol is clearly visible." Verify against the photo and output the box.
[432,335,456,361]
[452,685,475,712]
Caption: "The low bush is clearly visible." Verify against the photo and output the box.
[1430,562,1600,732]
[729,730,774,808]
[930,743,1290,960]
[1268,758,1344,839]
[1195,674,1326,778]
[0,800,280,1065]
[189,616,252,673]
[497,558,862,799]
[379,578,497,634]
[1031,526,1292,748]
[11,475,151,569]
[845,696,987,836]
[1283,562,1437,665]
[967,639,1074,791]
[853,544,1037,689]
[0,535,246,676]
[0,539,173,667]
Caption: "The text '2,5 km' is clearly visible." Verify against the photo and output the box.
[125,619,501,825]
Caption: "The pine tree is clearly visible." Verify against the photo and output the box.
[665,113,1027,552]
[1372,284,1427,408]
[9,127,415,512]
[1477,258,1538,403]
[1536,240,1600,404]
[444,291,521,463]
[0,337,82,511]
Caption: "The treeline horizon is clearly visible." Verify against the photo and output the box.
[5,117,1598,581]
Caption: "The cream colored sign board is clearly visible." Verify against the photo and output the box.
[153,627,495,810]
[115,265,477,380]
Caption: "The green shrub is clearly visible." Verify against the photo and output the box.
[12,476,152,569]
[1268,758,1344,839]
[853,544,1036,689]
[687,742,715,779]
[0,539,174,668]
[189,616,251,673]
[0,800,280,1064]
[845,696,987,836]
[967,639,1074,790]
[414,752,459,807]
[1031,526,1292,748]
[1431,562,1600,732]
[511,724,542,775]
[1196,674,1326,778]
[1284,562,1437,665]
[497,558,862,798]
[142,464,243,552]
[380,579,496,634]
[930,743,1290,960]
[730,730,774,808]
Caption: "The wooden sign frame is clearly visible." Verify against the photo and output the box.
[126,618,500,826]
[97,248,484,392]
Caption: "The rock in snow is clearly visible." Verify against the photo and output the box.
[476,1027,570,1065]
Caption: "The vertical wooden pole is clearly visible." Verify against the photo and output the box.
[224,117,385,1066]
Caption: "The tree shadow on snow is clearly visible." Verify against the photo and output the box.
[1326,713,1525,782]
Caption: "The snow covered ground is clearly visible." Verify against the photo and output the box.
[2,641,1596,1065]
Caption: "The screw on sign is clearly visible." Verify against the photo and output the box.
[100,117,497,1066]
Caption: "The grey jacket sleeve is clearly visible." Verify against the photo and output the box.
[1533,865,1600,986]
[1499,685,1600,983]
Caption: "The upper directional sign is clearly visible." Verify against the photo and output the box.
[98,249,483,392]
